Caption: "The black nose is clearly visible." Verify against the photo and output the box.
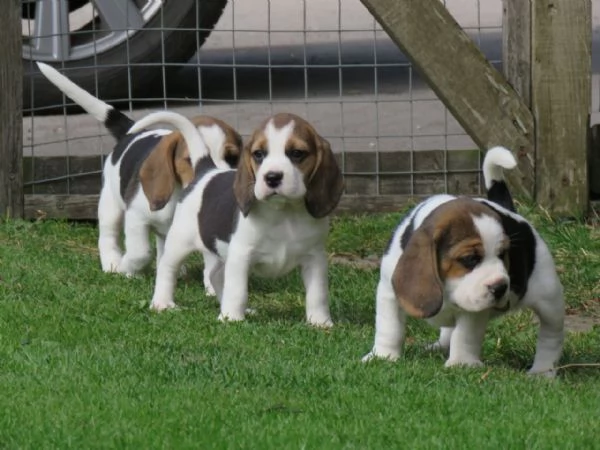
[488,281,508,300]
[264,171,283,188]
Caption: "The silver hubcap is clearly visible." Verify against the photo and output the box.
[22,0,164,62]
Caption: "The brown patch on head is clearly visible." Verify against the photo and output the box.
[138,132,194,211]
[392,198,504,318]
[234,113,344,217]
[189,115,243,168]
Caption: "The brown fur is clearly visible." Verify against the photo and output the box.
[189,115,243,167]
[392,198,507,318]
[233,113,344,218]
[139,132,194,211]
[139,115,242,212]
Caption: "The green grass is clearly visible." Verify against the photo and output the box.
[1,207,599,449]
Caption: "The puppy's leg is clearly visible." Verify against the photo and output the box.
[445,312,488,368]
[301,251,333,328]
[527,288,565,377]
[362,278,406,362]
[218,250,250,322]
[156,233,187,278]
[150,230,197,311]
[427,327,454,353]
[97,185,123,272]
[202,250,220,297]
[117,212,152,276]
[155,233,165,264]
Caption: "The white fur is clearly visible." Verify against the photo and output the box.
[482,146,517,189]
[363,151,565,377]
[98,129,173,274]
[447,215,509,312]
[36,62,111,122]
[145,116,334,328]
[37,65,239,278]
[253,120,307,202]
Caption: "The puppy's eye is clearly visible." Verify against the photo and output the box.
[252,150,267,163]
[458,254,481,270]
[287,149,307,163]
[498,249,508,260]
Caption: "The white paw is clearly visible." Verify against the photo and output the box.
[425,341,449,353]
[527,367,557,379]
[361,349,399,363]
[444,358,484,368]
[204,284,216,297]
[307,314,333,329]
[101,258,122,273]
[150,299,177,312]
[218,312,245,323]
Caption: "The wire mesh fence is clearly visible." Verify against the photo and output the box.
[22,0,504,201]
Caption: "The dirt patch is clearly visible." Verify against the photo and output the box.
[564,315,600,333]
[329,254,380,270]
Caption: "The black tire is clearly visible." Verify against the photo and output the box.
[22,0,227,113]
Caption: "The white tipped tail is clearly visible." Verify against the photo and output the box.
[36,62,111,122]
[127,111,208,163]
[482,146,517,189]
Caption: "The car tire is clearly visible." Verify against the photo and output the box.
[23,0,227,112]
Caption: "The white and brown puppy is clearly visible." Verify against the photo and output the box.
[36,62,242,277]
[128,111,344,326]
[363,147,565,376]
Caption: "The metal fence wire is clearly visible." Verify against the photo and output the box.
[21,0,506,199]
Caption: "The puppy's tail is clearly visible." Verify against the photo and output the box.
[127,111,208,164]
[35,62,134,141]
[482,146,517,212]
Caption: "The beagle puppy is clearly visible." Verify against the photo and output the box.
[127,111,344,326]
[36,63,242,277]
[363,147,565,376]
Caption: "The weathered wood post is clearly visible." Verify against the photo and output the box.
[361,0,591,216]
[505,0,591,217]
[531,0,591,217]
[0,0,23,219]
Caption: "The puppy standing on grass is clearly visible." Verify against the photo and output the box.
[363,147,565,376]
[128,111,344,327]
[36,62,242,279]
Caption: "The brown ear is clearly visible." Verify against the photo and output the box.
[233,141,256,217]
[139,133,185,211]
[305,137,345,218]
[391,225,444,318]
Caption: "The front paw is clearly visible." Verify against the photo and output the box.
[150,299,177,312]
[204,284,216,297]
[527,367,557,379]
[308,316,333,329]
[218,311,245,323]
[425,341,449,353]
[361,348,400,363]
[444,358,484,368]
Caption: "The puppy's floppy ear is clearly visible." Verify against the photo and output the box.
[305,136,344,218]
[139,132,190,211]
[392,225,444,318]
[233,140,256,217]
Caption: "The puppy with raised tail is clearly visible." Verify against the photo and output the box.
[127,111,344,327]
[363,147,565,376]
[36,62,242,278]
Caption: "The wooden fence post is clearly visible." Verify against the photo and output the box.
[0,0,23,219]
[531,0,591,217]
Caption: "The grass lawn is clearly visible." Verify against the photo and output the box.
[1,205,599,449]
